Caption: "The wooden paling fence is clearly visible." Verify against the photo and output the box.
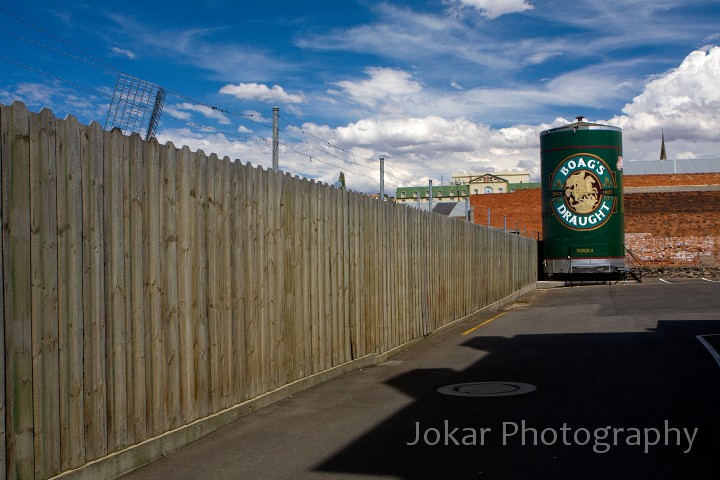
[0,102,537,480]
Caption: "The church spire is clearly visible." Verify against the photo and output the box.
[660,130,667,160]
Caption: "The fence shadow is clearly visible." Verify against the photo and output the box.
[315,320,720,479]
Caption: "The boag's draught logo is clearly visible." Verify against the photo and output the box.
[550,153,617,230]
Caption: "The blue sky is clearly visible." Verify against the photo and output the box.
[2,1,720,192]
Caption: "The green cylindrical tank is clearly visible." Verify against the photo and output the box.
[540,117,624,276]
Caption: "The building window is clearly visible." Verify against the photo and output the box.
[474,188,479,194]
[498,188,503,193]
[414,191,419,197]
[484,186,493,194]
[450,190,455,196]
[401,191,406,197]
[461,190,466,195]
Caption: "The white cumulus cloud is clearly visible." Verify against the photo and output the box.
[610,46,720,158]
[332,67,423,108]
[219,83,305,104]
[454,0,534,19]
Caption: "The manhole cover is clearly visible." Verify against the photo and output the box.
[437,381,536,397]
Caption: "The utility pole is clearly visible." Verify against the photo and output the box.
[379,156,385,201]
[272,106,279,172]
[428,180,433,213]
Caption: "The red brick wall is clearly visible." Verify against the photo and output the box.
[624,191,720,266]
[625,173,720,266]
[469,189,542,238]
[468,176,720,266]
[625,173,720,188]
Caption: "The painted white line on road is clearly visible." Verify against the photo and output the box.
[701,277,720,283]
[696,335,720,370]
[658,278,671,284]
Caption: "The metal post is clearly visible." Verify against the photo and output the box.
[379,157,385,201]
[504,215,507,232]
[487,208,491,227]
[428,180,433,213]
[272,107,279,172]
[464,198,469,221]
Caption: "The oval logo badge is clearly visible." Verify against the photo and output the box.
[550,154,617,230]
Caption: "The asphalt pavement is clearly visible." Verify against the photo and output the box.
[121,278,720,480]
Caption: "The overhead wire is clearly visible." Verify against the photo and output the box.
[1,7,271,130]
[277,126,376,171]
[278,113,428,186]
[0,54,114,101]
[0,5,121,74]
[281,141,388,184]
[384,162,422,183]
[161,112,270,146]
[278,112,427,184]
[0,5,422,189]
[163,89,273,130]
[1,29,120,74]
[279,113,374,163]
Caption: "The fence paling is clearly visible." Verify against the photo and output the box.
[57,113,85,471]
[82,121,108,462]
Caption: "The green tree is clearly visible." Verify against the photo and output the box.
[338,171,346,188]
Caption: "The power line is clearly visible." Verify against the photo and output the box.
[0,6,120,74]
[280,141,396,187]
[279,113,375,162]
[276,116,425,187]
[1,6,418,190]
[1,28,119,74]
[164,89,273,129]
[1,57,401,191]
[1,53,411,191]
[278,126,377,172]
[278,113,425,185]
[0,54,113,100]
[1,6,269,129]
[162,112,270,147]
[383,162,423,183]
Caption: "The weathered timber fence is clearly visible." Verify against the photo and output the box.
[0,102,537,480]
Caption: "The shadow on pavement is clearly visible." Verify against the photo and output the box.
[315,320,720,479]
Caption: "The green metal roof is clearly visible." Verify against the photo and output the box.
[396,184,470,199]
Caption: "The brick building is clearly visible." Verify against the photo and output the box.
[469,188,542,237]
[469,172,720,268]
[624,173,720,267]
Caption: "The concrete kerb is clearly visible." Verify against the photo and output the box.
[50,283,536,480]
